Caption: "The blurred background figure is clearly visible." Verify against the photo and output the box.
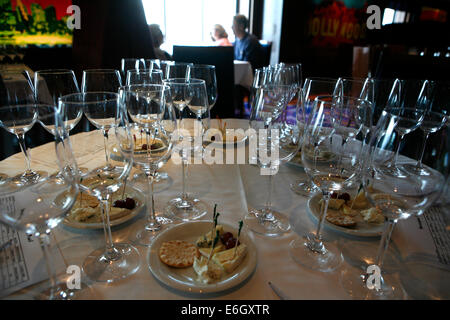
[211,24,232,47]
[232,14,263,70]
[149,24,173,61]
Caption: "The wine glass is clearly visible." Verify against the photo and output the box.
[121,58,146,79]
[380,79,429,177]
[0,106,82,299]
[403,81,449,176]
[164,78,209,221]
[244,84,301,236]
[126,69,169,184]
[81,69,122,93]
[289,95,371,272]
[120,84,177,246]
[0,70,47,187]
[340,108,447,299]
[290,77,339,196]
[126,69,163,85]
[166,62,193,79]
[35,69,82,136]
[59,92,140,282]
[187,64,218,110]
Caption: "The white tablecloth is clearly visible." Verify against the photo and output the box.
[234,61,253,89]
[1,119,449,300]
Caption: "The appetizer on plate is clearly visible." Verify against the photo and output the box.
[66,189,137,224]
[157,205,247,284]
[320,190,385,228]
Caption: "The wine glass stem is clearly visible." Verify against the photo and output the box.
[392,134,405,166]
[17,132,32,173]
[38,233,57,299]
[102,129,110,167]
[265,173,274,213]
[416,131,430,169]
[146,172,158,226]
[99,196,117,259]
[375,219,397,269]
[315,192,330,242]
[181,157,188,200]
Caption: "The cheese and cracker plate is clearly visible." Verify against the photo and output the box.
[63,185,144,229]
[307,191,385,237]
[147,220,257,294]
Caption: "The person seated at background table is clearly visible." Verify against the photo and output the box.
[149,24,173,61]
[232,14,263,70]
[211,24,232,47]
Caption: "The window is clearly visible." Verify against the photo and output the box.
[142,0,245,55]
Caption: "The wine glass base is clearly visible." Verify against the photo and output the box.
[10,170,47,187]
[289,238,343,272]
[244,207,291,237]
[379,165,408,178]
[402,163,431,176]
[82,243,140,283]
[132,172,172,193]
[290,180,318,197]
[132,216,174,247]
[340,241,401,274]
[340,267,405,300]
[38,278,95,300]
[166,196,208,221]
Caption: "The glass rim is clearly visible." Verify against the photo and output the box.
[304,77,339,83]
[119,84,169,92]
[188,64,215,69]
[82,69,120,74]
[35,69,75,75]
[58,92,119,104]
[127,68,163,74]
[314,95,372,104]
[163,78,206,85]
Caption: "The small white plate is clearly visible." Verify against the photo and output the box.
[63,187,144,230]
[307,193,383,237]
[207,131,248,148]
[147,220,257,294]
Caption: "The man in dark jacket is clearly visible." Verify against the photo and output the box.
[232,14,262,70]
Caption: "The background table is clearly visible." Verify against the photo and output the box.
[234,61,253,89]
[1,119,449,300]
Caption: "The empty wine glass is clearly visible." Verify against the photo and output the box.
[187,64,218,110]
[35,69,81,135]
[340,108,447,299]
[0,70,47,187]
[166,62,193,79]
[380,79,429,177]
[59,92,140,282]
[244,84,301,236]
[403,81,449,176]
[0,106,82,299]
[289,96,371,272]
[290,77,338,196]
[164,78,209,221]
[126,69,163,85]
[81,69,122,93]
[121,84,177,245]
[121,58,146,80]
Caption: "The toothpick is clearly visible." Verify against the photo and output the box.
[233,221,243,258]
[207,230,220,265]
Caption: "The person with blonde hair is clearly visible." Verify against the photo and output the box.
[211,24,232,47]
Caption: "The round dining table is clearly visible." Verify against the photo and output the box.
[0,119,449,300]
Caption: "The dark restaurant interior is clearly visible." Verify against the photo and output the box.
[0,0,449,302]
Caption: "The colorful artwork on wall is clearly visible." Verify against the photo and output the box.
[306,0,369,47]
[0,0,73,46]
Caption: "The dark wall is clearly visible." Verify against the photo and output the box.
[279,0,450,79]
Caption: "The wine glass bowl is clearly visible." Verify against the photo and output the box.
[82,69,122,93]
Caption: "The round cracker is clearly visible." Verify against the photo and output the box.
[159,240,199,268]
